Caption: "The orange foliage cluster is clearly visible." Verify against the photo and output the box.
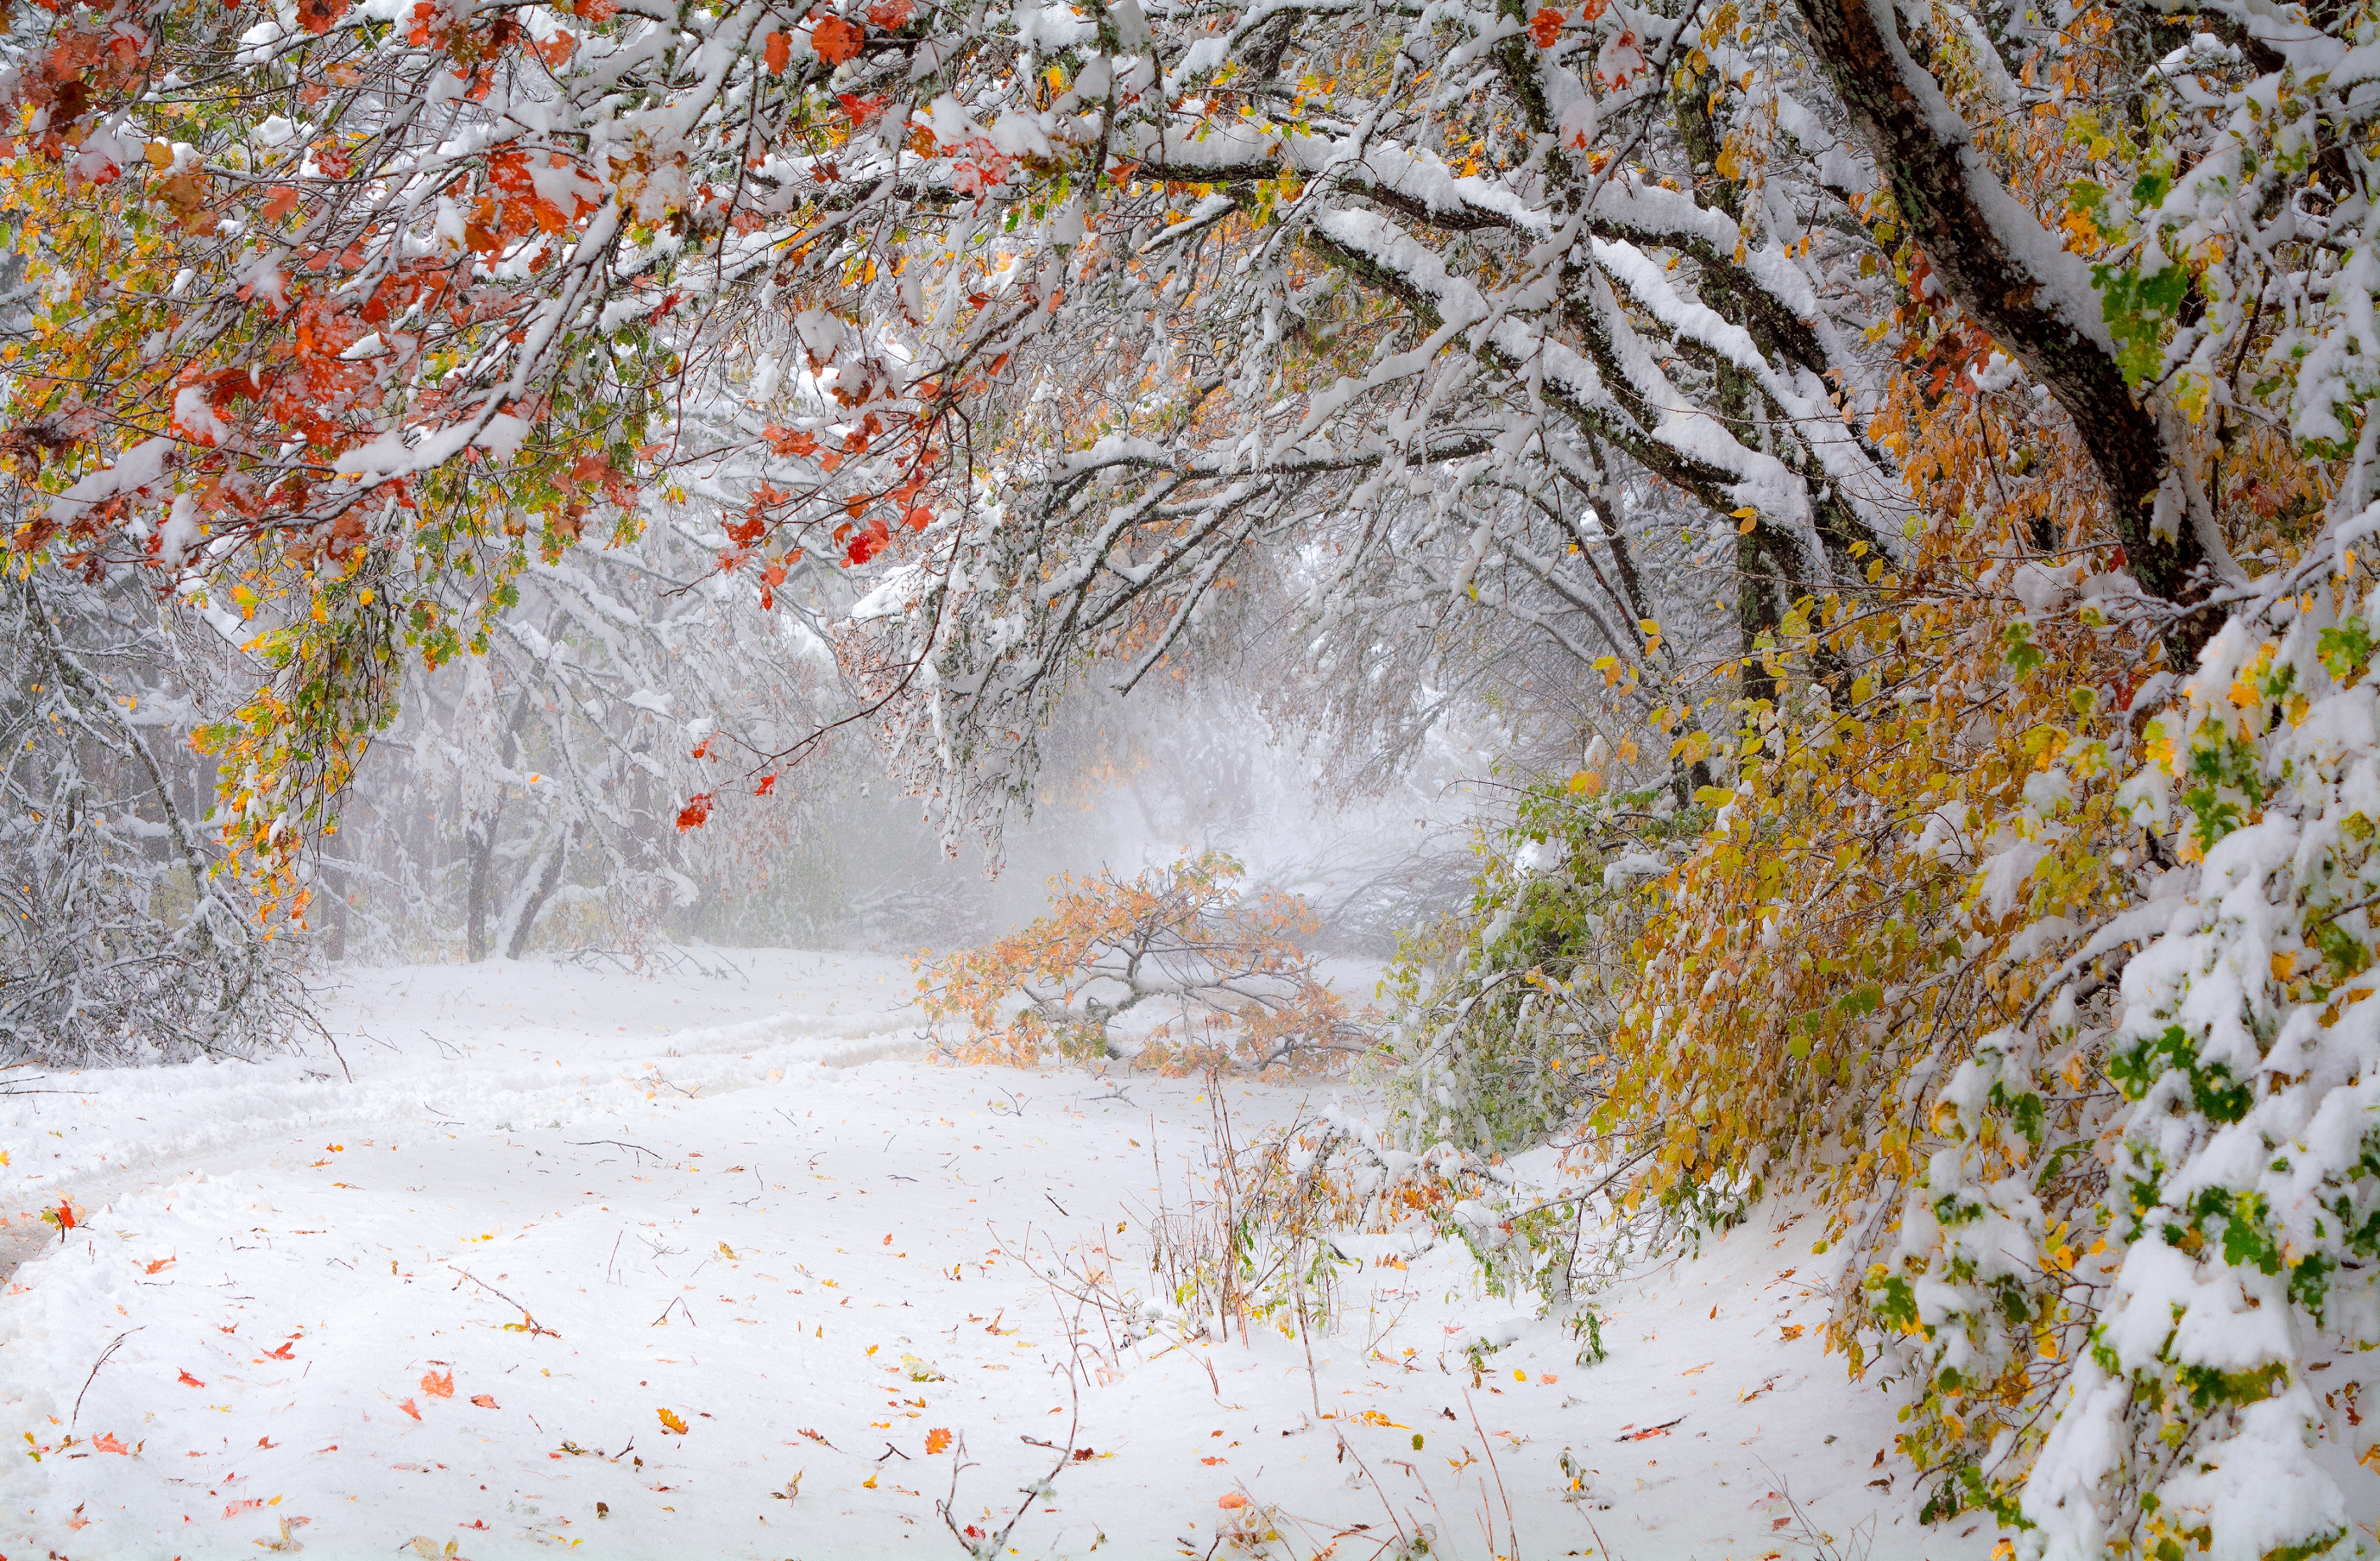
[914,852,1372,1075]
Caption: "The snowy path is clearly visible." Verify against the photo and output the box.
[0,955,1993,1560]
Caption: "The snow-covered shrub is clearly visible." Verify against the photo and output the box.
[916,853,1375,1073]
[1382,769,1686,1154]
[1881,611,2380,1558]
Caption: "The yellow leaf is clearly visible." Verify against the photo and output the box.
[657,1408,689,1434]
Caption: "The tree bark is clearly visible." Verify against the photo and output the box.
[1791,0,2214,657]
[502,823,574,960]
[463,807,499,963]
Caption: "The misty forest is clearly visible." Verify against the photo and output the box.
[0,0,2377,1549]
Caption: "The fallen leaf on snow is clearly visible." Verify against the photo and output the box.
[92,1432,129,1454]
[144,1257,176,1275]
[658,1407,688,1434]
[178,1370,206,1388]
[1218,1492,1249,1510]
[924,1427,951,1455]
[398,1399,422,1421]
[469,1395,496,1409]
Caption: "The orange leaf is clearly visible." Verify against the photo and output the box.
[1218,1492,1249,1510]
[420,1369,453,1398]
[398,1398,422,1420]
[925,1427,951,1455]
[143,1257,175,1275]
[177,1369,205,1388]
[264,1341,296,1360]
[674,792,714,831]
[471,1394,497,1409]
[812,15,863,64]
[764,28,791,73]
[92,1432,128,1454]
[658,1407,689,1434]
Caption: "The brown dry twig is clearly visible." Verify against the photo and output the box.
[448,1267,562,1338]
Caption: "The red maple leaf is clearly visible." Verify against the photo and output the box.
[812,15,864,64]
[836,91,889,126]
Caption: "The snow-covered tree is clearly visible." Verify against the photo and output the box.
[0,569,295,1062]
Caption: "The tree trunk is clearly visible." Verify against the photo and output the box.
[463,807,500,963]
[1790,0,2213,658]
[1738,529,1783,707]
[502,823,574,960]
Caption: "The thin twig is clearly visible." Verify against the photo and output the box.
[569,1138,661,1161]
[447,1267,561,1337]
[71,1329,141,1430]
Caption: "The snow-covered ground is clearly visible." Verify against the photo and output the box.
[0,953,1995,1559]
